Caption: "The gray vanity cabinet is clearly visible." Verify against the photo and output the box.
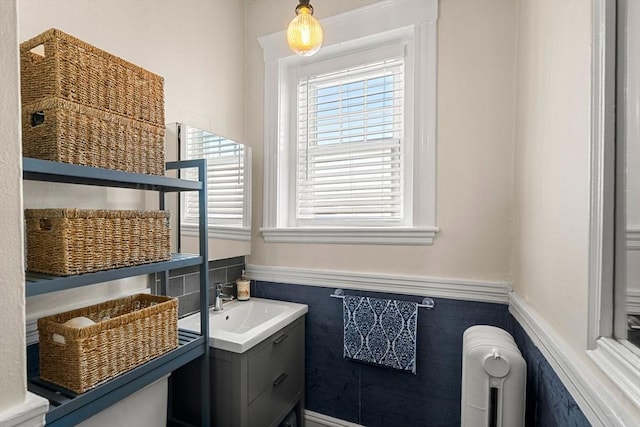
[213,316,305,427]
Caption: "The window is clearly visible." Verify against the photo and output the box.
[258,0,438,245]
[179,123,251,241]
[296,53,405,226]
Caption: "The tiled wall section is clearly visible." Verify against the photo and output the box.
[151,256,245,317]
[252,280,590,427]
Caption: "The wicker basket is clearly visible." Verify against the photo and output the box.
[38,294,178,394]
[25,208,171,276]
[22,97,165,175]
[20,28,164,126]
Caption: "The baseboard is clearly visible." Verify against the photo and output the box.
[0,392,48,427]
[509,292,635,426]
[246,264,511,304]
[304,410,364,427]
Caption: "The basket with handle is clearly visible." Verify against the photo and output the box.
[20,28,164,126]
[25,208,171,276]
[22,98,166,175]
[20,28,166,175]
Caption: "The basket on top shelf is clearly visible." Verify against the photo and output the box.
[20,28,164,126]
[38,293,178,394]
[25,208,171,276]
[20,28,165,175]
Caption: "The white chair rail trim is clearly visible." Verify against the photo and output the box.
[246,264,511,304]
[509,292,634,427]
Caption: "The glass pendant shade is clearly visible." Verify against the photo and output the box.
[287,3,323,57]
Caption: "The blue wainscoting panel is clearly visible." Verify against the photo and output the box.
[510,319,591,427]
[253,281,590,426]
[253,281,511,426]
[254,281,361,421]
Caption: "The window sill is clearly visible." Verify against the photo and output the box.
[588,337,640,411]
[182,224,251,242]
[259,226,439,245]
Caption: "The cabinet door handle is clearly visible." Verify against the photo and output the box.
[273,334,288,345]
[273,373,288,386]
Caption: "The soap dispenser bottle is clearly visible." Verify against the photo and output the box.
[236,270,250,301]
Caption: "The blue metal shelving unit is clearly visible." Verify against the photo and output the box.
[23,158,211,427]
[25,253,202,297]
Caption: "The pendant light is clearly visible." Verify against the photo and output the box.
[286,0,323,57]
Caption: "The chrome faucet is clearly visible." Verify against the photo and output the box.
[213,283,234,311]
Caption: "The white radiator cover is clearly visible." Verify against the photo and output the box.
[461,325,526,427]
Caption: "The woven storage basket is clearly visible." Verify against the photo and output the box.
[25,208,171,276]
[22,97,165,175]
[38,294,178,394]
[20,28,164,126]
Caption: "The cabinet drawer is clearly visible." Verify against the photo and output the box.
[247,355,303,427]
[247,318,304,404]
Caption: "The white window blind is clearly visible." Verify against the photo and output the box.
[296,57,405,224]
[182,125,245,227]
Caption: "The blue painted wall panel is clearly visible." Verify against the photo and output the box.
[25,278,591,426]
[511,322,591,427]
[253,280,590,426]
[254,281,511,426]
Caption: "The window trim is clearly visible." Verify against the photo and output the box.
[182,223,251,242]
[587,0,640,410]
[257,0,438,245]
[177,123,252,243]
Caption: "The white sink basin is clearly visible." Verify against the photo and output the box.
[178,297,308,353]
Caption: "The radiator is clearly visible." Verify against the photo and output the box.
[461,325,526,427]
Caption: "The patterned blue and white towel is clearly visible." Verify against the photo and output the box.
[343,295,418,374]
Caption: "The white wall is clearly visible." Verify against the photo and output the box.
[1,0,246,419]
[18,0,245,141]
[18,0,249,265]
[3,0,519,420]
[513,0,640,421]
[513,0,592,353]
[0,0,28,415]
[246,0,518,283]
[17,0,247,324]
[8,0,640,423]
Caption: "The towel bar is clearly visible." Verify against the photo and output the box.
[329,288,435,309]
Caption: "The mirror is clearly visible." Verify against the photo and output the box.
[620,2,640,348]
[166,123,251,261]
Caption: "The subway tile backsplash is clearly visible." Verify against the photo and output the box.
[150,255,245,318]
